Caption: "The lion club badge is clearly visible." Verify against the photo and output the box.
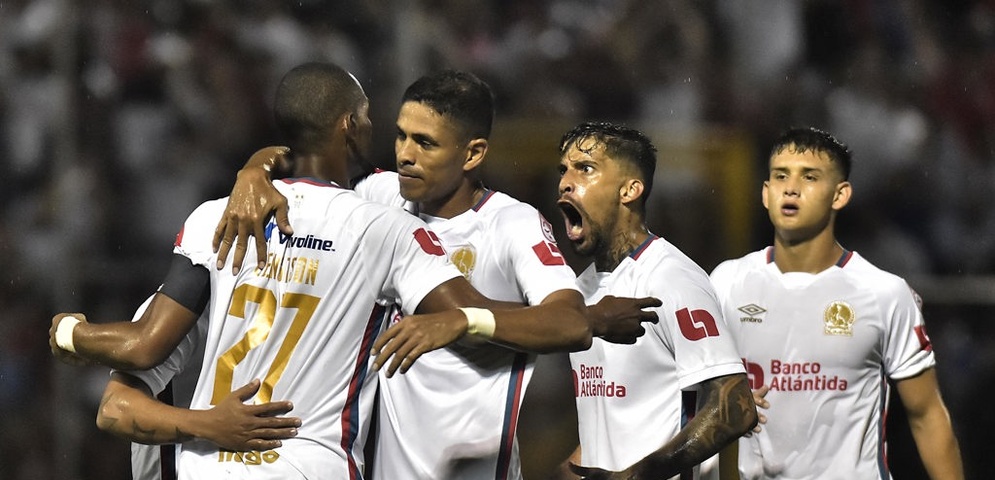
[824,301,855,336]
[450,245,477,279]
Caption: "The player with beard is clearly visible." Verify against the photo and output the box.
[555,121,757,480]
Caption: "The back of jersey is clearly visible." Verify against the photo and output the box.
[173,178,460,480]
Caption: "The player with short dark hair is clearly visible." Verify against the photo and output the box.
[214,70,659,480]
[710,127,964,479]
[51,64,655,479]
[555,121,757,479]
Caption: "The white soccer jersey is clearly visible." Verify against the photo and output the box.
[709,248,936,480]
[571,235,745,479]
[123,294,207,480]
[364,174,579,480]
[170,178,461,480]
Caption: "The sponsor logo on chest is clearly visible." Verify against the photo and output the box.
[737,303,766,323]
[572,363,627,398]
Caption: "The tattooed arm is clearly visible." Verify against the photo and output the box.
[571,373,757,480]
[97,372,301,452]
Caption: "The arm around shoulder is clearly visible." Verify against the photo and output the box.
[69,293,201,370]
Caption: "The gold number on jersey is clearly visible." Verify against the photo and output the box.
[212,284,320,404]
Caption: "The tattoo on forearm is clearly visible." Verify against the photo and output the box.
[659,374,756,470]
[131,419,159,442]
[98,392,119,430]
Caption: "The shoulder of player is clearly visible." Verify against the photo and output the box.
[353,169,399,190]
[838,252,921,312]
[184,196,231,225]
[635,242,714,291]
[474,190,525,215]
[477,193,544,227]
[841,252,910,292]
[710,249,767,281]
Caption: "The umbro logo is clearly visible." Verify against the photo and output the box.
[738,304,766,323]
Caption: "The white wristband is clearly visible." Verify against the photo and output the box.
[459,307,496,339]
[56,316,82,353]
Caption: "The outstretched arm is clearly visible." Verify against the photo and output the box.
[895,368,964,480]
[213,146,293,274]
[570,373,757,480]
[98,372,300,452]
[50,292,200,370]
[372,277,661,375]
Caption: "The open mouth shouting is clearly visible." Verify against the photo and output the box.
[557,198,586,243]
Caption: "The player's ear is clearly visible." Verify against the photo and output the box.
[463,138,488,172]
[832,181,852,211]
[619,178,645,206]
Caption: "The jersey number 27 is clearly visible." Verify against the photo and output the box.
[212,284,320,404]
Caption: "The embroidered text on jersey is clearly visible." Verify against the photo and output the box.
[278,232,335,251]
[743,359,849,392]
[573,364,627,398]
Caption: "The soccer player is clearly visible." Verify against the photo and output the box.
[554,122,757,480]
[709,127,964,479]
[50,63,652,479]
[212,70,659,480]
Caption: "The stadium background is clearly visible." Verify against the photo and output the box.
[1,0,993,478]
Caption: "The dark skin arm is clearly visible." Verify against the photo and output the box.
[50,293,199,370]
[568,373,757,480]
[371,277,661,376]
[98,372,301,451]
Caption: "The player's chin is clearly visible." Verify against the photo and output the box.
[568,237,596,257]
[398,181,425,202]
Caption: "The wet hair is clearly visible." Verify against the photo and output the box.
[273,62,365,155]
[558,121,658,203]
[401,70,494,141]
[770,127,852,180]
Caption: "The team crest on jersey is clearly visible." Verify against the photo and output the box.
[737,303,766,323]
[450,244,476,279]
[824,301,855,336]
[539,214,556,243]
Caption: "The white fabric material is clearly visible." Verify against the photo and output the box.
[170,178,460,479]
[709,249,936,480]
[572,237,744,479]
[364,173,579,480]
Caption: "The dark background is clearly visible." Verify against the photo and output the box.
[1,1,993,478]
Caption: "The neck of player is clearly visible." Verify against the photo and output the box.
[772,223,844,274]
[420,181,486,219]
[293,153,350,187]
[596,222,651,272]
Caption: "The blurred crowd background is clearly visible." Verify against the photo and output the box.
[1,0,993,478]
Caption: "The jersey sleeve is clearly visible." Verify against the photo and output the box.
[360,207,462,315]
[172,198,228,269]
[651,262,745,390]
[493,205,578,305]
[708,259,738,315]
[882,281,936,380]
